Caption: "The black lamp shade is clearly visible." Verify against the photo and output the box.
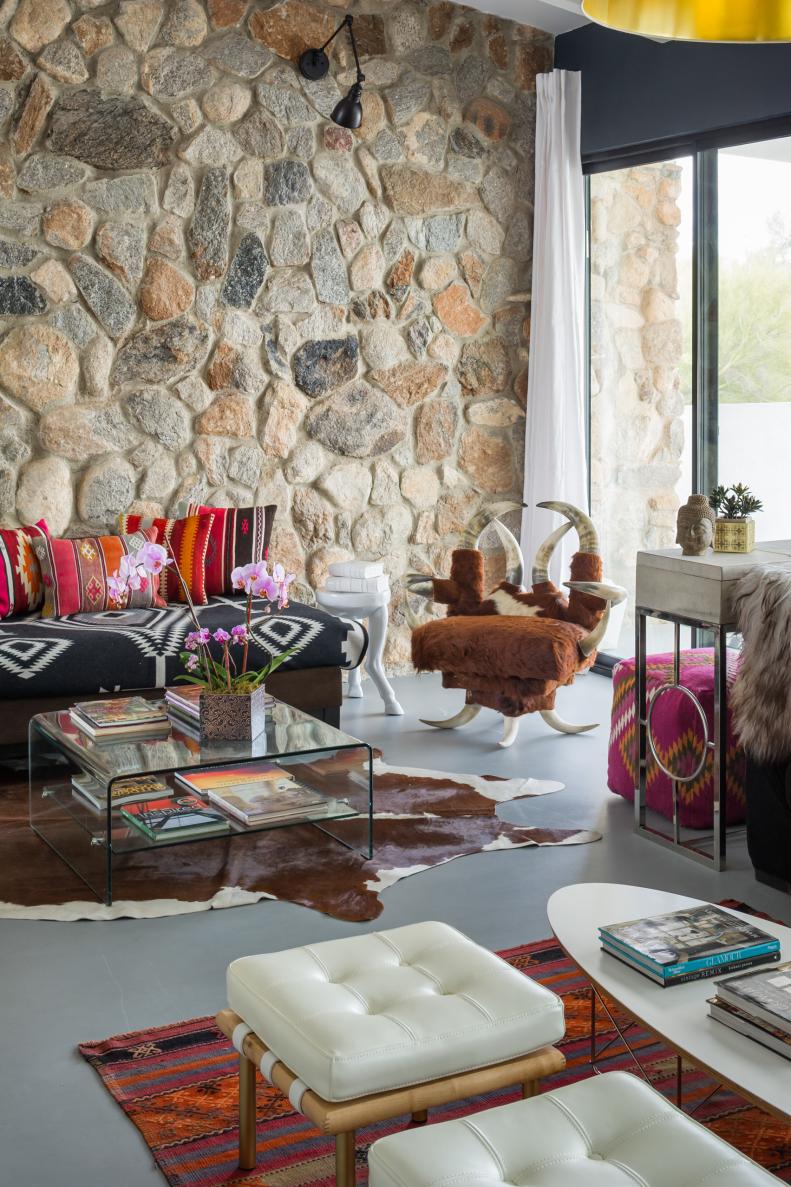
[331,83,363,129]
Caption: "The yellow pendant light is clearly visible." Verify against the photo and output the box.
[581,0,791,42]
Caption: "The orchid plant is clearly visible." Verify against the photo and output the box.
[109,545,296,696]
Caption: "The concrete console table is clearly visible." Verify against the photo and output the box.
[316,588,404,717]
[635,542,791,869]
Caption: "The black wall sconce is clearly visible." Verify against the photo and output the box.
[298,14,365,130]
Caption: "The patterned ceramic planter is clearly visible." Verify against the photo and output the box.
[713,517,755,554]
[199,687,267,741]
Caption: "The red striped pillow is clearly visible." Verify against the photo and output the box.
[33,529,164,618]
[0,520,49,618]
[186,503,276,596]
[118,513,215,605]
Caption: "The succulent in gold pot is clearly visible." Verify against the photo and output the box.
[709,484,763,554]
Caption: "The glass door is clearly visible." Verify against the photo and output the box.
[588,158,694,656]
[717,137,791,542]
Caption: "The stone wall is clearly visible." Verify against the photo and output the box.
[589,161,685,639]
[0,0,550,669]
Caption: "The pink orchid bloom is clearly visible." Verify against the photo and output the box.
[232,560,270,595]
[252,572,277,599]
[213,628,231,643]
[117,554,145,592]
[136,541,170,575]
[106,575,125,604]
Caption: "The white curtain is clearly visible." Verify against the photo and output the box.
[521,69,587,585]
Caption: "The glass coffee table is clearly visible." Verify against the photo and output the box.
[29,699,373,905]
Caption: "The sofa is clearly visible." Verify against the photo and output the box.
[744,756,791,891]
[0,595,367,750]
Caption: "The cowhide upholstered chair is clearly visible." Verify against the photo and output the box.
[407,501,626,748]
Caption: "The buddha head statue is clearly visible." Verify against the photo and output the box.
[676,494,715,556]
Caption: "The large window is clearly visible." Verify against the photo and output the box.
[716,140,791,541]
[587,130,791,658]
[589,158,693,654]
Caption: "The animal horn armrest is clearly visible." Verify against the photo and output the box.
[564,580,627,606]
[406,573,436,599]
[564,580,628,658]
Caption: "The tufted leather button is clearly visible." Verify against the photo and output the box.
[589,1153,604,1161]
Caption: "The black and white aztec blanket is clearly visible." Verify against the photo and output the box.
[0,597,367,699]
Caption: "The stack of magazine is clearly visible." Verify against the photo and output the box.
[69,697,170,741]
[709,962,791,1059]
[72,772,170,813]
[175,762,343,827]
[599,906,781,988]
[121,795,230,842]
[165,686,274,738]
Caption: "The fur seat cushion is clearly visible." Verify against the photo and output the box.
[412,615,591,715]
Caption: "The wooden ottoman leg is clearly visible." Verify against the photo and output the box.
[239,1054,257,1170]
[522,1080,539,1099]
[335,1130,356,1186]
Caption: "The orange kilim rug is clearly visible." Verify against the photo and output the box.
[80,923,791,1185]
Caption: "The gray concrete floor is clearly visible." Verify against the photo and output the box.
[2,671,790,1187]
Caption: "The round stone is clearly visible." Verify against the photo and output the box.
[42,200,93,250]
[0,325,78,411]
[78,456,137,526]
[16,457,73,536]
[202,82,251,123]
[139,258,195,321]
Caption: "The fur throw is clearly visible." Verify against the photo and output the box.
[732,564,791,763]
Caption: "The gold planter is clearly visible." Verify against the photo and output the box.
[199,687,267,741]
[713,518,755,554]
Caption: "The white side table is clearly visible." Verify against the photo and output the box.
[315,588,404,716]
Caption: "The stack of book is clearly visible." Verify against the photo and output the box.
[599,905,781,988]
[72,772,170,813]
[175,763,341,827]
[121,795,230,842]
[709,961,791,1059]
[164,686,201,735]
[165,686,274,737]
[70,697,170,741]
[324,560,389,594]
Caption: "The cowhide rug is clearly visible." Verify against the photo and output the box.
[0,760,599,922]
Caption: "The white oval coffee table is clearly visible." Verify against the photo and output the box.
[548,883,791,1121]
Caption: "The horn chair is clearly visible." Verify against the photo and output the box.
[407,501,627,748]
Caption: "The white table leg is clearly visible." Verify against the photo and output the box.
[347,663,363,698]
[367,604,403,716]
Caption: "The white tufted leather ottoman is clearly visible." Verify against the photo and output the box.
[216,921,565,1185]
[368,1070,779,1186]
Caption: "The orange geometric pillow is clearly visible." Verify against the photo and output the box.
[32,528,164,618]
[118,513,215,605]
[0,519,49,618]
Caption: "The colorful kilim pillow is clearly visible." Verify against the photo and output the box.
[186,503,276,597]
[32,529,164,618]
[0,520,50,618]
[118,513,215,605]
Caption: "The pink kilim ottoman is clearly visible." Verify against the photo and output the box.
[608,648,746,828]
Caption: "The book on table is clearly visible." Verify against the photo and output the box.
[121,795,230,842]
[164,686,274,726]
[71,772,170,812]
[175,762,337,826]
[708,996,791,1060]
[713,960,791,1034]
[70,696,170,739]
[599,906,780,987]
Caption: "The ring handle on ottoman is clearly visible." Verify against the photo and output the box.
[646,682,710,784]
